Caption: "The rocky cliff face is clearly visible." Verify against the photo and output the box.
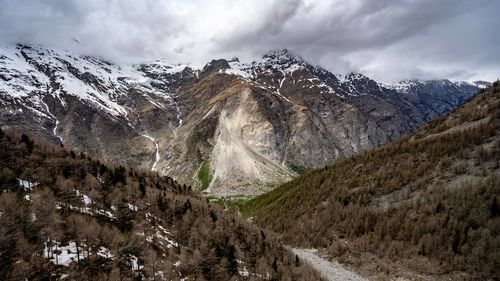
[0,45,486,196]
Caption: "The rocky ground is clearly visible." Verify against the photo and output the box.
[292,248,368,281]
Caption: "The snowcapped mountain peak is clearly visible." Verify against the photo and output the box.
[345,72,370,81]
[217,49,309,80]
[335,72,373,86]
[382,80,420,93]
[262,48,304,65]
[263,48,291,57]
[472,80,491,89]
[139,61,196,82]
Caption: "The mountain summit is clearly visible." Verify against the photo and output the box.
[262,49,305,63]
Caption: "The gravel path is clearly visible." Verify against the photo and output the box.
[291,248,368,281]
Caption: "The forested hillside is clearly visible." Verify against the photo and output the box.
[0,130,322,281]
[243,82,500,280]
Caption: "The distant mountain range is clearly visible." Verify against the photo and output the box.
[0,44,489,196]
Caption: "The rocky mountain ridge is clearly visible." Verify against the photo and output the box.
[0,44,488,196]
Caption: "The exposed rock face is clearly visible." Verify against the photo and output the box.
[0,45,487,196]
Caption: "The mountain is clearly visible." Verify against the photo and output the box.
[0,129,323,281]
[242,82,500,280]
[0,45,487,196]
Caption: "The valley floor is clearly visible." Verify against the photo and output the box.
[291,248,368,281]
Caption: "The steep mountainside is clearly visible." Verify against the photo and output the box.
[0,130,323,281]
[242,82,500,280]
[0,45,487,196]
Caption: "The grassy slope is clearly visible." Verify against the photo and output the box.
[197,159,212,191]
[242,81,500,280]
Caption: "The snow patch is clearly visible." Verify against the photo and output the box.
[129,254,144,271]
[18,178,37,190]
[139,133,160,171]
[275,70,292,103]
[44,240,113,266]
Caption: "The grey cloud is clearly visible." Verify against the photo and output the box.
[0,0,497,82]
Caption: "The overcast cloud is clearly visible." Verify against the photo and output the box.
[0,0,498,82]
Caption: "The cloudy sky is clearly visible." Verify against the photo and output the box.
[0,0,498,82]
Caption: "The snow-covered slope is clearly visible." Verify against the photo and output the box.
[383,79,484,95]
[0,44,198,171]
[0,44,192,117]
